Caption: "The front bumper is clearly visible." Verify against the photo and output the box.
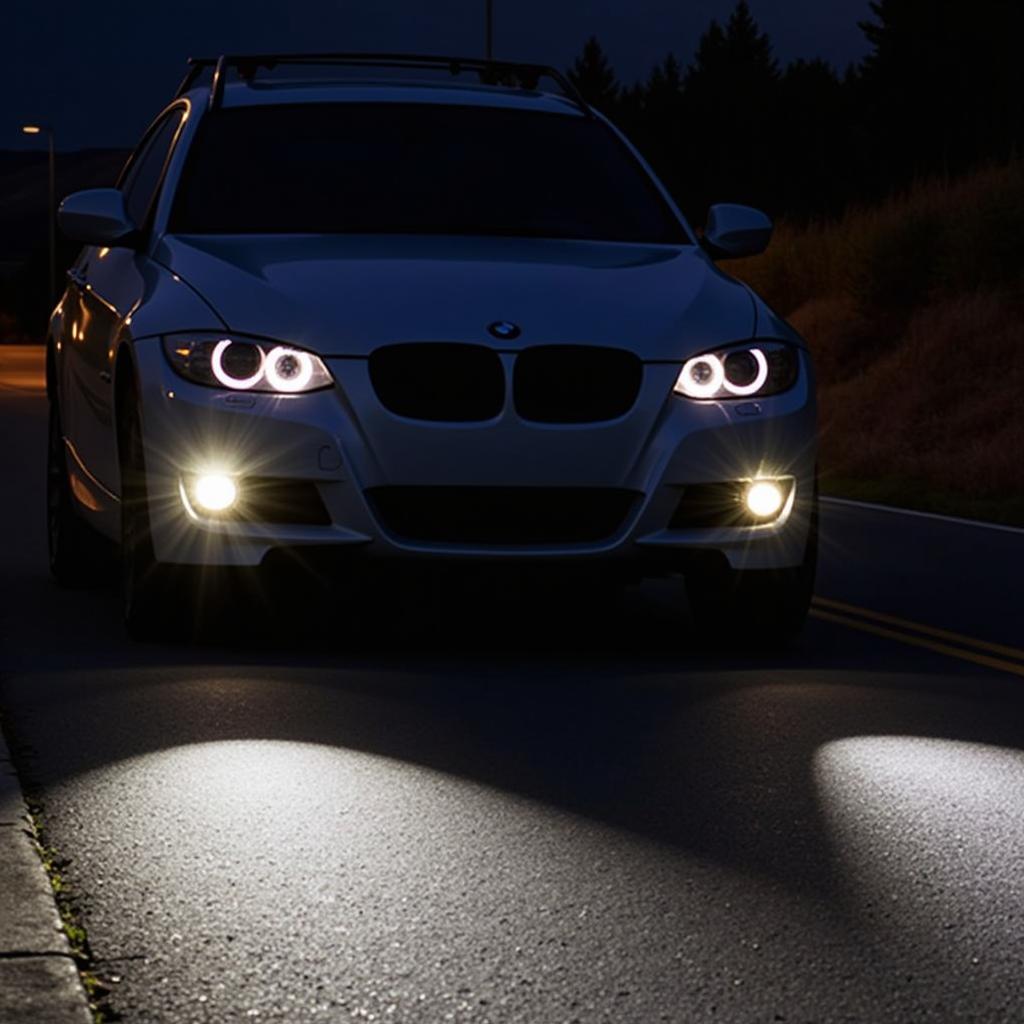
[134,341,817,574]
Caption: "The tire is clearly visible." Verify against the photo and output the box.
[119,389,185,640]
[686,496,818,649]
[47,398,108,586]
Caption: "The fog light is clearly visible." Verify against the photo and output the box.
[193,474,237,513]
[745,480,784,519]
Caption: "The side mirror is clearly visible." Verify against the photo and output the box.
[701,203,773,260]
[58,189,138,246]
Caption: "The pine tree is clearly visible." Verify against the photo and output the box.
[777,59,851,216]
[685,19,726,87]
[682,2,781,214]
[722,1,779,83]
[858,0,1024,180]
[640,55,687,195]
[568,37,620,116]
[646,53,684,111]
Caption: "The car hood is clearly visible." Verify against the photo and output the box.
[156,234,755,360]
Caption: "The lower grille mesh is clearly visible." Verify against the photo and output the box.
[234,478,330,525]
[366,486,639,544]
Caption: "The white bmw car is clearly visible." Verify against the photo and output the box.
[48,53,817,640]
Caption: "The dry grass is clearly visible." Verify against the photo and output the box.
[730,161,1024,520]
[814,291,1024,495]
[737,161,1024,319]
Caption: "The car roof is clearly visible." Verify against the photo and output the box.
[173,54,594,120]
[182,79,588,118]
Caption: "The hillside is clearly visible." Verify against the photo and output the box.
[731,160,1024,525]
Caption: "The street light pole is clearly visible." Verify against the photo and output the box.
[486,0,493,59]
[21,124,56,308]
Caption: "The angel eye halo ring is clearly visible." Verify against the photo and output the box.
[679,354,725,399]
[265,346,315,393]
[210,339,265,390]
[722,347,768,397]
[163,334,333,394]
[674,342,797,401]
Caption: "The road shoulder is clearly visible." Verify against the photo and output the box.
[0,727,92,1024]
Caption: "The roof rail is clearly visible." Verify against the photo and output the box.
[175,53,593,117]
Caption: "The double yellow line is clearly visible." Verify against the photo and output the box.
[810,596,1024,679]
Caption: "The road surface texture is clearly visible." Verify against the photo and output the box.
[2,347,1023,1023]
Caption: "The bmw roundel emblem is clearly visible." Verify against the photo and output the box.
[487,321,521,341]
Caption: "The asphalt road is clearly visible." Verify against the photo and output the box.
[2,347,1024,1023]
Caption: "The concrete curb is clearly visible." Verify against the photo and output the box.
[0,728,93,1024]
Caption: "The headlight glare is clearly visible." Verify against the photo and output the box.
[674,342,797,400]
[192,473,238,513]
[745,480,785,519]
[164,335,332,394]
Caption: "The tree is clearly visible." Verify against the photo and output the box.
[858,0,1024,183]
[615,81,648,143]
[646,53,685,118]
[639,55,686,192]
[568,37,620,116]
[776,59,852,217]
[681,2,782,215]
[684,2,778,96]
[721,0,779,84]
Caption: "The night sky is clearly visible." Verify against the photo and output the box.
[6,0,871,151]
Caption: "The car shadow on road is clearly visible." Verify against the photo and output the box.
[5,563,1024,922]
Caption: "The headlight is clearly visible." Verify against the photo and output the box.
[163,334,333,394]
[674,342,798,401]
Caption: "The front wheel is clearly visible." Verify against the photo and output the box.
[686,501,818,649]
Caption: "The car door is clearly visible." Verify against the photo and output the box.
[67,107,186,493]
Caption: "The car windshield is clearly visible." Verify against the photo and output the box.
[169,102,689,244]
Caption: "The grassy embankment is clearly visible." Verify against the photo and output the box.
[731,160,1024,526]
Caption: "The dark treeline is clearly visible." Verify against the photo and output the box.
[568,0,1024,224]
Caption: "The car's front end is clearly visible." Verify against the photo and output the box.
[52,57,818,640]
[137,235,815,587]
